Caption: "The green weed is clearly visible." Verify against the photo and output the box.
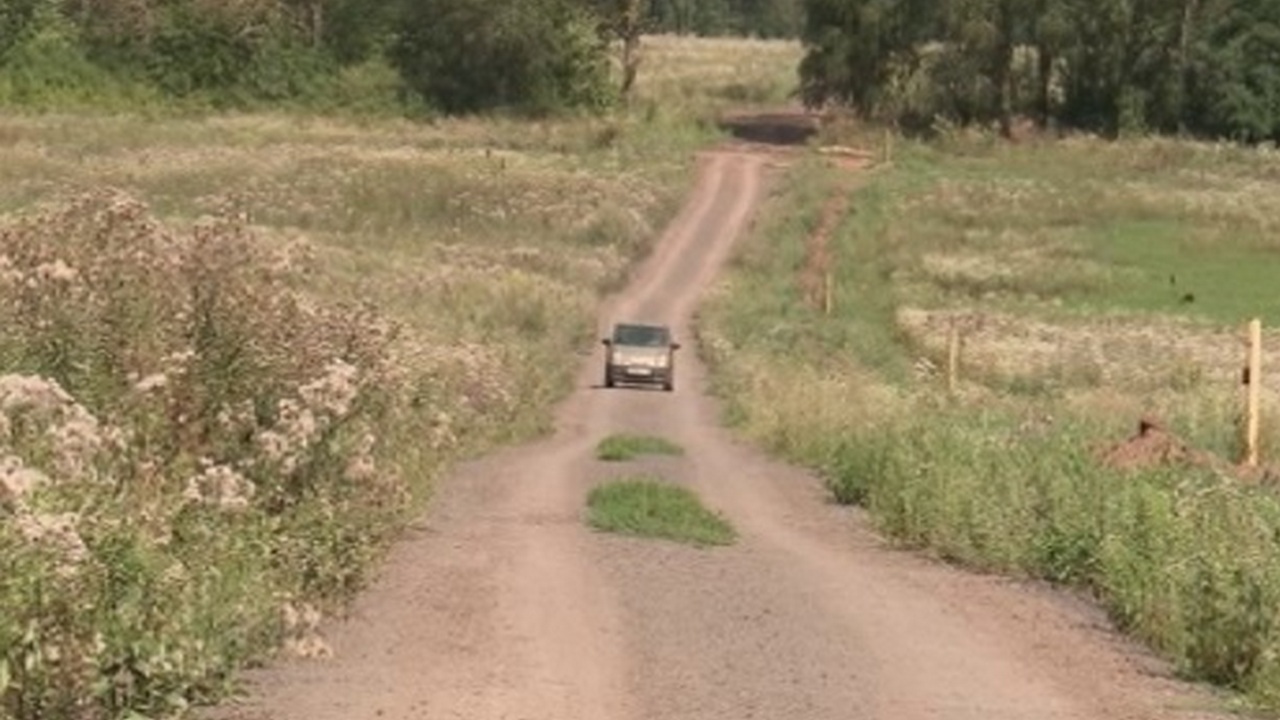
[595,434,685,461]
[586,478,736,547]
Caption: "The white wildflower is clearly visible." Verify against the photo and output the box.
[14,511,89,568]
[281,601,301,631]
[160,561,189,587]
[256,429,289,463]
[161,349,197,378]
[184,464,256,512]
[430,411,457,450]
[0,255,22,285]
[299,603,322,630]
[0,455,47,503]
[0,374,74,414]
[299,360,360,419]
[133,373,168,392]
[49,409,109,481]
[256,397,321,474]
[344,456,376,482]
[343,432,377,483]
[282,634,333,660]
[33,259,78,283]
[215,400,254,431]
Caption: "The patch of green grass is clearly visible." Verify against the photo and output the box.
[894,139,1280,324]
[1079,218,1280,322]
[586,478,736,547]
[595,433,685,461]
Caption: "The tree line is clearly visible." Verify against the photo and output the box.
[0,0,800,112]
[799,0,1280,142]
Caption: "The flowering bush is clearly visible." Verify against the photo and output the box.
[0,191,408,718]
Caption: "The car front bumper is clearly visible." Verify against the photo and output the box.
[608,364,672,385]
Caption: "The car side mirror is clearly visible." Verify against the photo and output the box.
[671,342,681,351]
[601,338,612,346]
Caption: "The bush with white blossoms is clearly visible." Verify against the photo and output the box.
[0,191,412,719]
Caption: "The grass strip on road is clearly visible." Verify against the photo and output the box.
[595,434,685,462]
[587,477,736,547]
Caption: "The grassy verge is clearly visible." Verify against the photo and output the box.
[586,478,736,547]
[700,129,1280,712]
[0,35,802,720]
[595,434,685,461]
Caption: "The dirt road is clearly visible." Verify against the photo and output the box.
[213,141,1229,720]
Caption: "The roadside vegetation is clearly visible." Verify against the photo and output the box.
[587,477,737,547]
[0,29,802,720]
[596,434,685,462]
[700,128,1280,711]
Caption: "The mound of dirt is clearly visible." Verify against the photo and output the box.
[1099,416,1216,472]
[1099,415,1280,483]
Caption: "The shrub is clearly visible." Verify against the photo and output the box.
[389,0,616,115]
[0,190,410,718]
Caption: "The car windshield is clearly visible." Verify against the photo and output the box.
[612,324,669,347]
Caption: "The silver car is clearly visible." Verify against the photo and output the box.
[602,322,681,391]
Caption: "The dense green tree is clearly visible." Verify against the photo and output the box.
[592,0,650,99]
[390,0,615,114]
[1186,0,1280,141]
[800,0,1280,142]
[0,0,43,59]
[798,0,936,114]
[735,0,803,37]
[646,0,801,36]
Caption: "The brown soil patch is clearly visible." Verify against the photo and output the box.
[1099,416,1221,472]
[1099,415,1280,483]
[799,191,845,313]
[798,150,872,313]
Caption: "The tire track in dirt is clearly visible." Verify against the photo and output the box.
[207,128,1232,720]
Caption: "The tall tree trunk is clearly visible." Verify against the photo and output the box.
[1176,0,1199,132]
[1038,45,1053,126]
[308,0,323,48]
[619,0,643,100]
[995,1,1016,138]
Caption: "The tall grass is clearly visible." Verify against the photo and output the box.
[829,406,1280,702]
[702,131,1280,712]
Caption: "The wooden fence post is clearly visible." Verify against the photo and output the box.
[1245,318,1262,467]
[947,322,960,397]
